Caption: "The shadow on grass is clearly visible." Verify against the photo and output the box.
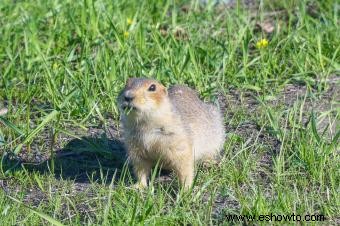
[1,135,130,184]
[52,136,128,183]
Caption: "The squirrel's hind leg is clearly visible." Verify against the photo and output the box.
[172,154,194,190]
[177,161,194,190]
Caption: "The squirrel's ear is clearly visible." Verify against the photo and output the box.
[126,78,133,86]
[163,87,168,95]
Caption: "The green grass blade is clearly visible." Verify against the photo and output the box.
[0,116,24,136]
[310,111,321,143]
[7,196,65,226]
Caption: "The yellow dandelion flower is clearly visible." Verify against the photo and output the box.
[127,18,133,25]
[124,31,129,38]
[256,38,269,49]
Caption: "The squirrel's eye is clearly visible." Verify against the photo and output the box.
[148,84,156,92]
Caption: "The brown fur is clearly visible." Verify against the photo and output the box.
[117,78,225,190]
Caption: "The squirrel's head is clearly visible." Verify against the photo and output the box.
[118,78,168,115]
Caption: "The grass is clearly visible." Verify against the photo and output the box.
[0,0,339,225]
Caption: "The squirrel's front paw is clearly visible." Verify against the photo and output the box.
[131,182,147,190]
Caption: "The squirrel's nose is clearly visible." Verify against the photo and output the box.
[124,92,134,102]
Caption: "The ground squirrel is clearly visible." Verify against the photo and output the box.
[117,78,225,189]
